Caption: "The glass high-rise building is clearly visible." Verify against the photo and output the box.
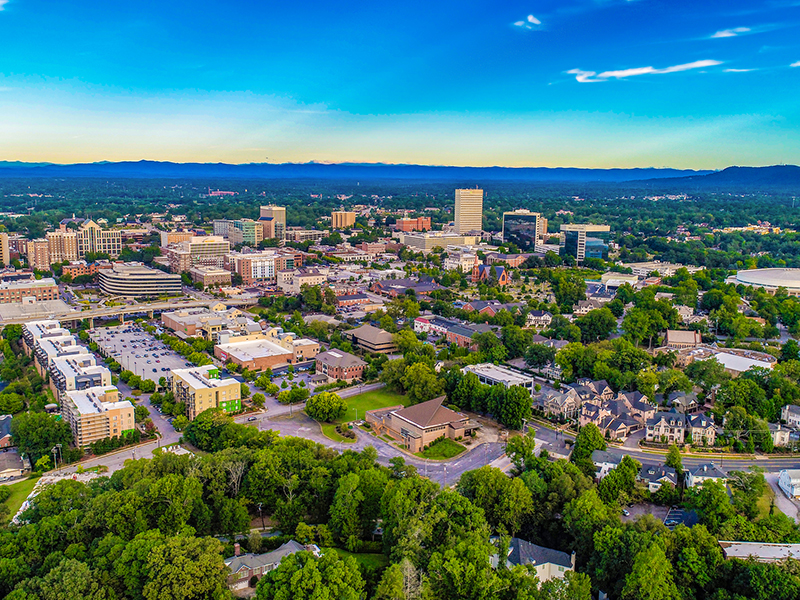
[560,224,611,263]
[502,210,547,250]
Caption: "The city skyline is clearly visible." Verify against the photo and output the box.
[2,1,800,168]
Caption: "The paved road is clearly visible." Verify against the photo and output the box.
[765,472,800,523]
[255,412,505,487]
[531,423,800,473]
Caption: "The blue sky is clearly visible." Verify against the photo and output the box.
[1,0,800,167]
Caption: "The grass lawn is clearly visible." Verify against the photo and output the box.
[415,437,466,460]
[2,477,39,524]
[321,422,356,444]
[757,480,782,519]
[338,390,409,424]
[332,548,389,570]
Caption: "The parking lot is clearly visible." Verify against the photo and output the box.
[90,324,192,383]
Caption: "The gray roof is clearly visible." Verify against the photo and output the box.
[0,415,11,441]
[638,464,678,486]
[591,449,623,466]
[688,463,726,479]
[316,349,367,369]
[508,538,572,569]
[224,540,305,574]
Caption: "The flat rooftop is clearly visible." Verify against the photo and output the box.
[464,363,534,386]
[1,300,76,321]
[171,365,239,390]
[65,386,130,415]
[215,338,292,362]
[719,541,800,562]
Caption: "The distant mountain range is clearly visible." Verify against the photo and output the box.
[0,160,798,186]
[0,160,713,182]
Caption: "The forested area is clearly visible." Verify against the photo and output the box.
[3,414,800,600]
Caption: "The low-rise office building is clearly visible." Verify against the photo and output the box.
[189,266,231,287]
[169,365,241,420]
[215,329,320,371]
[62,385,134,447]
[462,363,534,392]
[315,349,367,382]
[0,277,59,304]
[276,268,326,294]
[345,324,397,353]
[98,262,182,297]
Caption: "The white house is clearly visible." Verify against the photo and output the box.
[685,463,727,488]
[779,470,800,499]
[782,404,800,429]
[591,449,623,480]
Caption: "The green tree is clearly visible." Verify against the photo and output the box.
[621,544,680,600]
[500,385,532,430]
[570,423,607,477]
[305,392,347,422]
[402,363,444,404]
[576,308,617,343]
[11,411,73,464]
[525,344,557,369]
[665,444,683,477]
[256,550,364,600]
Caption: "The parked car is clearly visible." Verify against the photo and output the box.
[247,416,258,422]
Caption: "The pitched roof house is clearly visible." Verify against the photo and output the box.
[224,540,318,591]
[492,538,575,582]
[638,464,678,492]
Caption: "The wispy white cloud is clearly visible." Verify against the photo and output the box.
[568,59,722,82]
[712,26,751,38]
[513,14,542,30]
[724,68,754,72]
[0,1,9,11]
[791,60,800,67]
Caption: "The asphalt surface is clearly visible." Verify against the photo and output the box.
[90,325,190,383]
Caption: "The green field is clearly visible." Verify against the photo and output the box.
[338,389,409,423]
[332,548,389,570]
[415,437,466,460]
[2,477,39,524]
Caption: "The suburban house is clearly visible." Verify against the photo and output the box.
[314,349,367,382]
[414,315,458,337]
[365,396,477,453]
[591,449,623,479]
[579,391,656,441]
[638,464,678,492]
[664,330,702,349]
[572,299,605,316]
[645,410,717,446]
[569,379,614,402]
[685,463,727,488]
[667,391,700,414]
[770,422,792,447]
[345,324,397,354]
[492,538,575,582]
[0,414,13,448]
[224,540,319,591]
[535,388,581,420]
[782,404,800,428]
[779,469,800,499]
[526,310,553,329]
[0,451,30,480]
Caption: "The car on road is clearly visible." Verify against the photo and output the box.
[152,368,157,373]
[247,416,258,422]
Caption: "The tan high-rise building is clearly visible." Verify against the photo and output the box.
[28,239,51,271]
[331,211,356,229]
[160,230,195,248]
[454,188,484,234]
[260,205,286,239]
[0,232,8,267]
[76,220,122,258]
[46,230,79,264]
